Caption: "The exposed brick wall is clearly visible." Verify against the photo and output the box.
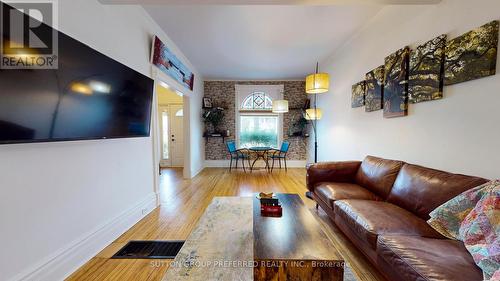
[204,81,309,160]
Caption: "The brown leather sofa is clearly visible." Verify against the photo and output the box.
[307,156,488,281]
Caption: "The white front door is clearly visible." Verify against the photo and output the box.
[170,104,184,167]
[159,104,184,167]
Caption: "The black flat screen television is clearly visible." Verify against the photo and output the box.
[0,3,154,144]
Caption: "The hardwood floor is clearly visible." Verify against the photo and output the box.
[67,168,385,281]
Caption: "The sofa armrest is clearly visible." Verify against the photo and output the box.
[306,161,362,192]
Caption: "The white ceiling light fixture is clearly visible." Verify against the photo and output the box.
[89,81,111,94]
[272,100,289,113]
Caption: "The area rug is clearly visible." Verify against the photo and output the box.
[344,263,357,281]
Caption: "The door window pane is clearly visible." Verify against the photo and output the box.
[162,111,169,160]
[239,115,278,148]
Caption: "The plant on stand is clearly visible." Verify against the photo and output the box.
[288,115,309,137]
[202,107,225,135]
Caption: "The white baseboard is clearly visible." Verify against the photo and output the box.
[11,192,158,281]
[189,164,204,178]
[204,160,307,168]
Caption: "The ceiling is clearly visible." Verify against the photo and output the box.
[106,0,441,4]
[144,4,390,80]
[141,1,440,80]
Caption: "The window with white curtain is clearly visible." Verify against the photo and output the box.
[239,114,279,148]
[235,85,284,148]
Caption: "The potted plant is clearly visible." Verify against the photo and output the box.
[202,107,225,134]
[289,115,309,137]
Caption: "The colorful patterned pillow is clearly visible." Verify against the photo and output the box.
[459,182,500,280]
[427,181,495,240]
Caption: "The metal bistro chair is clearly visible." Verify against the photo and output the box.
[226,141,250,172]
[269,140,290,172]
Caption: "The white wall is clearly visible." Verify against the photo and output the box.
[0,1,204,280]
[314,0,500,179]
[187,74,205,177]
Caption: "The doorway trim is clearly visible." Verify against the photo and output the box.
[151,67,192,205]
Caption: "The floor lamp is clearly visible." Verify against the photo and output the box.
[304,63,329,199]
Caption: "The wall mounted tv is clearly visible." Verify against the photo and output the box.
[0,3,154,145]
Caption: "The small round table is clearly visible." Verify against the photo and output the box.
[249,146,272,172]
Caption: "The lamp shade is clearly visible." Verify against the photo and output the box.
[272,100,289,113]
[305,73,329,94]
[70,82,92,95]
[304,108,323,120]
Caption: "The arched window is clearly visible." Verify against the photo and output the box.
[241,92,273,110]
[236,85,283,148]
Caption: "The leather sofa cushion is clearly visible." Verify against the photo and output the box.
[315,182,381,208]
[377,235,483,281]
[307,161,362,192]
[334,200,441,249]
[387,164,488,219]
[354,156,404,199]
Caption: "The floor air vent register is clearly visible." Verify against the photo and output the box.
[112,240,185,259]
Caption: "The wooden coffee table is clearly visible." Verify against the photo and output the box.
[253,194,344,280]
[163,194,343,281]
